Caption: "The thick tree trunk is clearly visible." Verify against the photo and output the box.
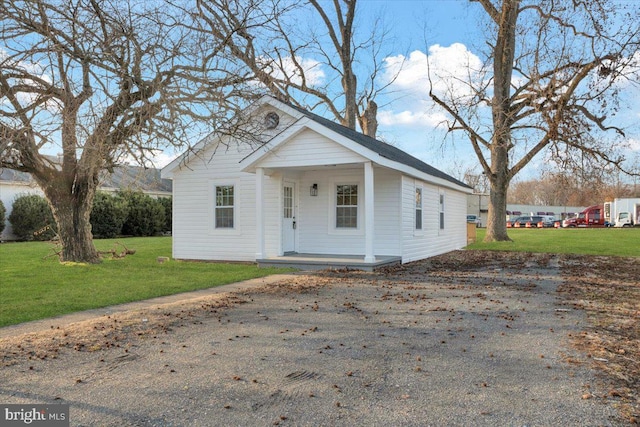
[485,178,511,242]
[39,175,100,263]
[483,0,518,242]
[359,99,378,137]
[484,142,512,242]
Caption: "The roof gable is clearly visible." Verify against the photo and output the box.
[257,127,367,169]
[165,95,471,191]
[286,104,471,189]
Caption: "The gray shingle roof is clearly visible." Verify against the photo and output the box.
[98,166,172,193]
[0,168,32,183]
[287,104,471,189]
[0,164,172,193]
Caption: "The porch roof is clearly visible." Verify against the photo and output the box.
[288,104,471,190]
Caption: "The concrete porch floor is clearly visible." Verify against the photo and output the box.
[257,253,401,271]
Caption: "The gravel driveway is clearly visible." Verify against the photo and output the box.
[0,251,624,426]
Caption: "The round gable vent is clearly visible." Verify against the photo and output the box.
[264,111,280,129]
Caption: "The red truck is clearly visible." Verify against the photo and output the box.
[562,205,606,227]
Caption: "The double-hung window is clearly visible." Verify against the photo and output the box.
[336,184,358,228]
[439,193,445,230]
[415,187,423,230]
[215,185,234,228]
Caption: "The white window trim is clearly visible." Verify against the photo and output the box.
[209,180,241,235]
[414,184,424,236]
[328,180,364,236]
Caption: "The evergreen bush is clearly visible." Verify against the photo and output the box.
[90,192,129,238]
[8,194,56,241]
[0,199,6,236]
[119,190,165,236]
[158,196,172,234]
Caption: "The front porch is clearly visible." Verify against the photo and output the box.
[257,253,401,272]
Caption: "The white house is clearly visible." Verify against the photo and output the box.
[162,96,473,270]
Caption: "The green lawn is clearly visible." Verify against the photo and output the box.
[3,230,638,328]
[0,237,291,327]
[467,227,640,257]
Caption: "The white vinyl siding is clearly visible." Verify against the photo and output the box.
[296,167,401,256]
[259,129,366,169]
[402,177,467,263]
[170,138,281,262]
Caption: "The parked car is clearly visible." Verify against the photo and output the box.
[508,215,546,228]
[466,214,481,227]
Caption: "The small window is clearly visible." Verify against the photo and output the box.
[415,187,423,230]
[336,184,358,228]
[439,193,445,230]
[215,185,234,228]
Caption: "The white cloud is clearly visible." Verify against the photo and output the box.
[145,151,177,168]
[378,106,451,129]
[385,44,484,100]
[380,43,486,137]
[384,50,430,94]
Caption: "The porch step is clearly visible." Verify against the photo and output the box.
[257,254,401,272]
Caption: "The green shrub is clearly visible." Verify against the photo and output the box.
[119,190,166,236]
[8,194,56,241]
[0,199,6,236]
[158,196,172,234]
[90,192,129,238]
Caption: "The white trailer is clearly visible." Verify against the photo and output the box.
[604,198,640,227]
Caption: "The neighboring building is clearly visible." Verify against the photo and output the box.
[467,193,586,227]
[162,96,473,270]
[0,165,171,241]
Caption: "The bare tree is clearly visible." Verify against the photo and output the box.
[195,0,397,137]
[428,0,640,241]
[508,168,639,206]
[462,166,490,193]
[0,0,251,262]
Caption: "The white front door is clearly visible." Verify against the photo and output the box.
[282,182,296,253]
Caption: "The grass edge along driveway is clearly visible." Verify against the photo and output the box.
[0,237,291,327]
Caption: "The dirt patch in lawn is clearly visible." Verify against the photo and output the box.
[0,250,637,425]
[558,255,640,424]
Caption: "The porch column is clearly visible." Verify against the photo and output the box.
[255,167,265,260]
[364,161,376,263]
